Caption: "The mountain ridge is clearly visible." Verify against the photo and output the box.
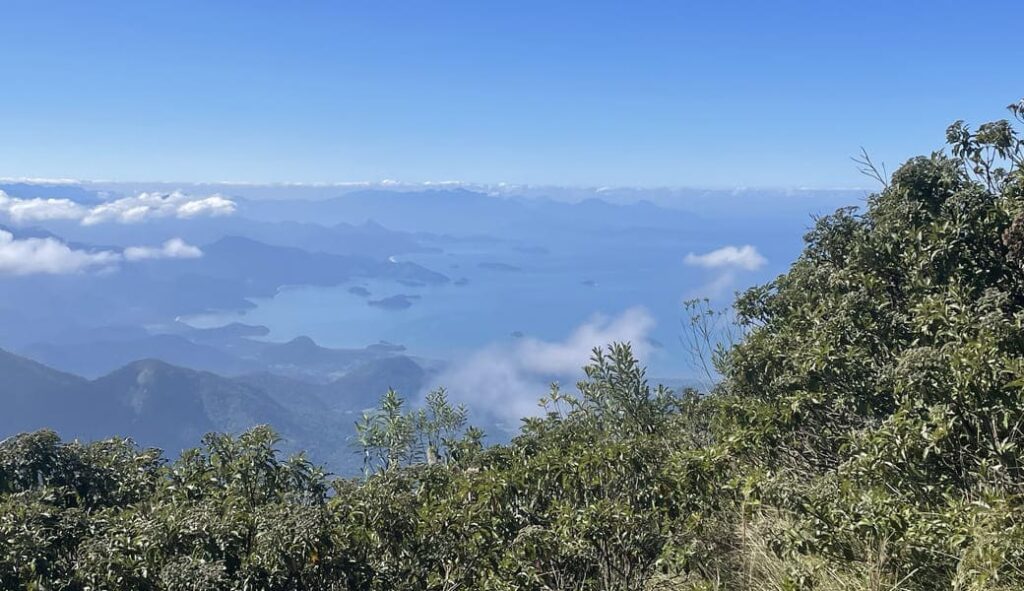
[0,348,430,472]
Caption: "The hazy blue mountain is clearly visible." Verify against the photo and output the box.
[234,371,330,413]
[175,235,449,296]
[319,356,427,411]
[87,359,303,453]
[21,334,260,379]
[230,187,858,250]
[0,348,91,438]
[236,189,510,229]
[0,350,404,471]
[15,321,417,387]
[251,336,408,381]
[257,335,345,366]
[41,215,435,259]
[0,182,107,204]
[235,189,713,238]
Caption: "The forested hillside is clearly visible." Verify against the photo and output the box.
[2,102,1024,590]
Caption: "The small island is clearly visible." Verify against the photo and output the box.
[368,294,421,310]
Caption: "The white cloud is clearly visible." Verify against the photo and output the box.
[684,245,766,271]
[0,191,87,224]
[0,231,203,275]
[175,195,236,218]
[123,238,203,261]
[431,308,655,426]
[0,230,120,275]
[82,192,236,225]
[0,190,236,225]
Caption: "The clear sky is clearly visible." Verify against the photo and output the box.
[2,1,1021,188]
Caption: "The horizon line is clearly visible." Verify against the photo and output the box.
[0,176,874,194]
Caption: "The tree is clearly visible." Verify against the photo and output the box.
[720,99,1024,587]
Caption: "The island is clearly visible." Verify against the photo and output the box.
[368,294,421,310]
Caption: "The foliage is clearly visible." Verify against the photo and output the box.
[3,100,1024,590]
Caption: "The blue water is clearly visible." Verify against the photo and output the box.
[195,230,787,379]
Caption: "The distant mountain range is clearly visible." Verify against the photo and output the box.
[0,347,430,473]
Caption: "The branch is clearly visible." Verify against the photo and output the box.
[851,147,889,189]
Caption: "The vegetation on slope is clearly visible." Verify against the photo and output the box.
[2,101,1024,590]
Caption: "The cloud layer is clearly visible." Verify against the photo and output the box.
[432,307,655,426]
[0,231,202,275]
[0,190,236,225]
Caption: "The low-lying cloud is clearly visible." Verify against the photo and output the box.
[0,230,120,275]
[0,190,236,225]
[684,244,767,297]
[432,307,655,427]
[123,238,203,261]
[0,231,202,275]
[684,245,766,271]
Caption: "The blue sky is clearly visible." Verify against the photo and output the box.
[1,1,1021,188]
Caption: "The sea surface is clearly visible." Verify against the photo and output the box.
[188,229,789,381]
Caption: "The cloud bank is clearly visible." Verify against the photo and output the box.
[0,190,236,225]
[84,192,236,225]
[0,231,202,275]
[433,307,655,426]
